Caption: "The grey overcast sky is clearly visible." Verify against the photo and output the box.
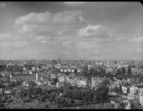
[0,2,143,60]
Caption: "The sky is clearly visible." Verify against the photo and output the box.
[0,2,143,60]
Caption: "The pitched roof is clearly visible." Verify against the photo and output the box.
[68,72,76,78]
[12,74,33,81]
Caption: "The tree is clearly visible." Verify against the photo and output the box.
[88,68,95,77]
[122,67,126,75]
[113,86,120,93]
[73,89,77,99]
[94,91,101,102]
[69,89,72,98]
[89,91,93,101]
[81,69,88,77]
[45,104,50,109]
[71,89,74,99]
[93,95,97,103]
[79,90,82,100]
[117,69,121,75]
[96,79,109,102]
[128,66,132,75]
[119,102,125,109]
[37,87,42,95]
[28,81,37,87]
[64,87,68,96]
[81,91,85,100]
[76,90,80,100]
[10,81,17,87]
[17,80,22,85]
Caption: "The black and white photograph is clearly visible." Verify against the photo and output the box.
[0,1,143,109]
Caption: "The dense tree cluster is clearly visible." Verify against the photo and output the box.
[64,78,110,104]
[28,81,37,87]
[0,65,23,72]
[128,66,132,75]
[0,65,7,72]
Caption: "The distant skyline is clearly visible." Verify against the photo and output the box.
[0,2,143,60]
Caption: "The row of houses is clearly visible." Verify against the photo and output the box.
[8,65,142,87]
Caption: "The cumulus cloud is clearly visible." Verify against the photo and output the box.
[15,11,82,26]
[77,24,111,38]
[128,36,143,42]
[78,25,103,37]
[14,10,85,37]
[64,2,85,7]
[78,16,85,22]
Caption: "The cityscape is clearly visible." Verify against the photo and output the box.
[0,1,143,109]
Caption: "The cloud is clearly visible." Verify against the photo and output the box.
[14,41,27,48]
[41,40,47,44]
[14,10,85,37]
[78,25,104,37]
[36,35,47,41]
[1,40,28,48]
[15,10,83,26]
[128,36,143,42]
[77,24,112,39]
[0,33,11,40]
[78,16,85,22]
[62,41,73,46]
[1,42,13,48]
[64,2,85,7]
[0,3,5,8]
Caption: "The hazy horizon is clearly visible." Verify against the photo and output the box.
[0,2,143,60]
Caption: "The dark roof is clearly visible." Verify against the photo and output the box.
[116,75,140,79]
[135,84,143,88]
[12,74,31,76]
[12,74,33,81]
[93,74,140,78]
